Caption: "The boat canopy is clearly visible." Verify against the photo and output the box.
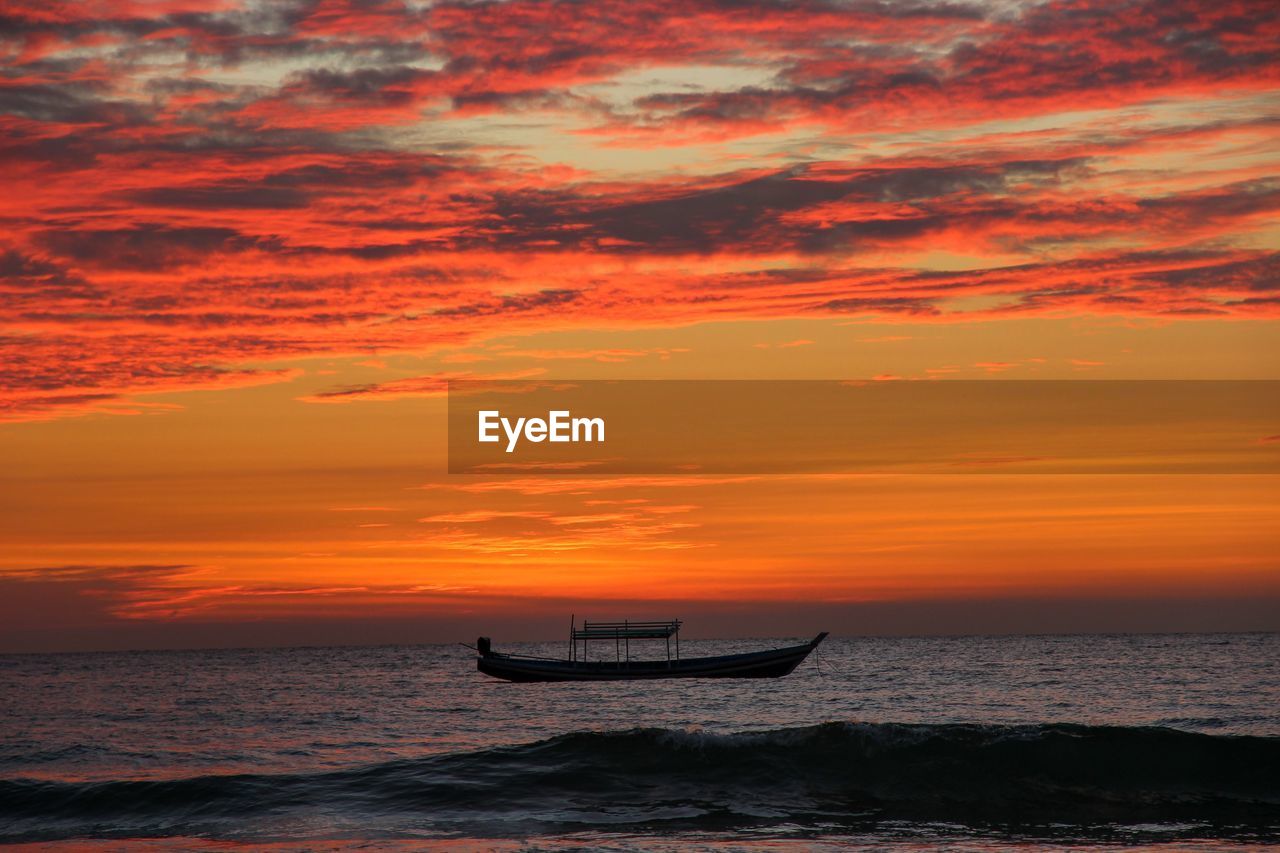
[567,618,682,663]
[572,619,681,640]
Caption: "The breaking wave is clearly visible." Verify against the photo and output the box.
[3,723,1278,842]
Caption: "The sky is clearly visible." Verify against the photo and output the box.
[0,0,1277,652]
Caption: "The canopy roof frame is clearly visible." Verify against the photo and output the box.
[569,617,681,664]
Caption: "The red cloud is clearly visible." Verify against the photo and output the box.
[0,0,1276,419]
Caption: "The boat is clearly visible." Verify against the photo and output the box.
[475,618,828,682]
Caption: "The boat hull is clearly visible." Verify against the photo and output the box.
[477,633,827,682]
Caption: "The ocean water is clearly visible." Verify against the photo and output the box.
[1,633,1277,850]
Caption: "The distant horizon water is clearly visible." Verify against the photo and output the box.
[6,626,1280,658]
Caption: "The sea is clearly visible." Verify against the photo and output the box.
[1,632,1277,851]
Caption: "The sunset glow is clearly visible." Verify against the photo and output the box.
[1,0,1277,651]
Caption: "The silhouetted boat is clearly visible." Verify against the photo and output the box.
[475,618,828,682]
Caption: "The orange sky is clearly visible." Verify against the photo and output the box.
[0,0,1277,650]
